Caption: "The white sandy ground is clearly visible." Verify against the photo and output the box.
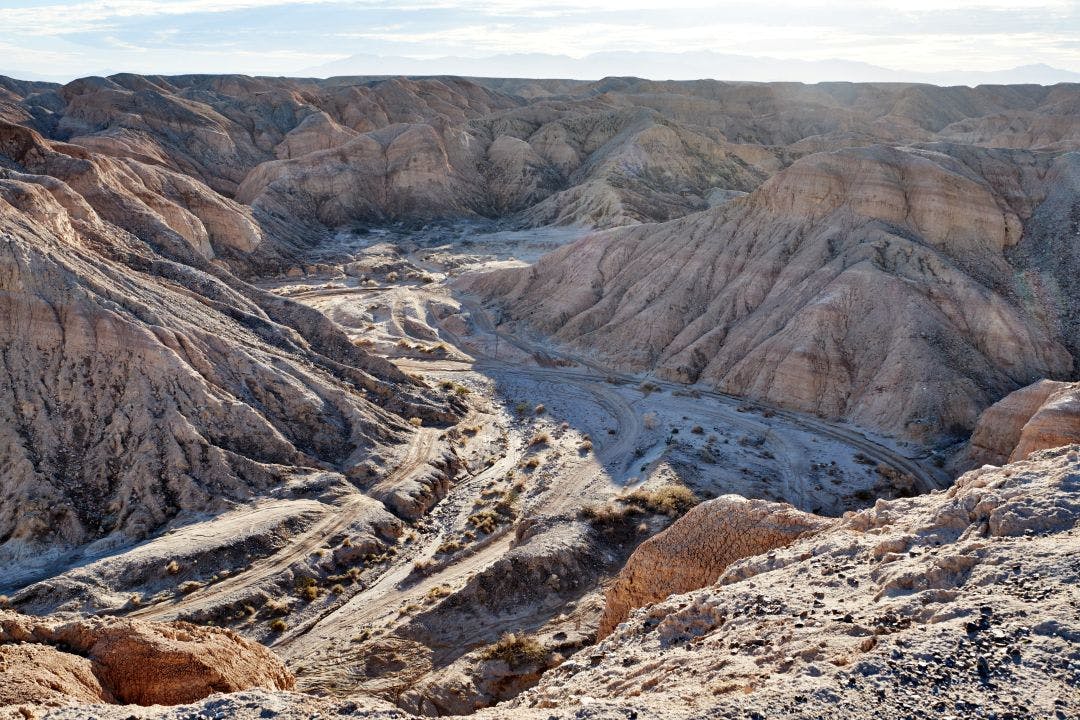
[6,224,952,716]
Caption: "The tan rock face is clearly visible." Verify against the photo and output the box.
[464,143,1076,441]
[962,380,1080,468]
[597,496,831,638]
[0,611,293,709]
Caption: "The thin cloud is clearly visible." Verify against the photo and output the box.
[1,0,1077,79]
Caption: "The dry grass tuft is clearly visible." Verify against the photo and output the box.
[623,485,697,517]
[482,632,547,668]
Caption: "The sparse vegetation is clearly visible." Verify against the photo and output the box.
[165,560,181,575]
[482,632,547,668]
[534,403,546,415]
[270,618,287,633]
[408,416,423,427]
[264,598,290,616]
[437,539,463,555]
[623,485,697,517]
[425,584,452,602]
[580,484,697,528]
[639,381,660,395]
[528,431,550,447]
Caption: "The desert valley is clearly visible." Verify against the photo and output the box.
[0,72,1078,719]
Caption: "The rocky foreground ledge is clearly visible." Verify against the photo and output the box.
[8,445,1077,720]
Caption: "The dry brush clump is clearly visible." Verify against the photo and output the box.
[482,632,548,668]
[579,484,698,530]
[623,485,697,516]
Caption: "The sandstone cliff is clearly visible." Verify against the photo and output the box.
[961,379,1080,468]
[597,496,830,638]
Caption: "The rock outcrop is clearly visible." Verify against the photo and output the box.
[513,445,1080,718]
[0,611,293,710]
[597,496,830,638]
[962,380,1080,467]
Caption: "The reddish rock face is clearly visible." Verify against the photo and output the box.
[0,612,293,708]
[963,380,1080,468]
[598,496,830,638]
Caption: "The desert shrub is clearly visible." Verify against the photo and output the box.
[177,580,203,594]
[264,598,290,616]
[408,417,423,427]
[468,509,499,534]
[330,584,345,594]
[270,618,287,632]
[482,632,547,668]
[165,560,181,575]
[579,503,634,525]
[639,382,660,395]
[437,539,463,555]
[521,457,540,470]
[426,585,452,602]
[579,439,593,453]
[624,485,697,517]
[528,432,549,447]
[534,404,546,415]
[690,425,704,435]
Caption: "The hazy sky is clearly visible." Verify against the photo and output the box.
[2,0,1079,80]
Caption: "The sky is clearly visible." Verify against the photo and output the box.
[1,0,1079,81]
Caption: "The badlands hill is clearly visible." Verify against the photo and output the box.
[0,72,1079,719]
[465,142,1080,442]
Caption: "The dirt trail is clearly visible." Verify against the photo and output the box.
[129,428,442,622]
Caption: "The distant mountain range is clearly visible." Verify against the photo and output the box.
[5,53,1077,87]
[301,51,1080,87]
